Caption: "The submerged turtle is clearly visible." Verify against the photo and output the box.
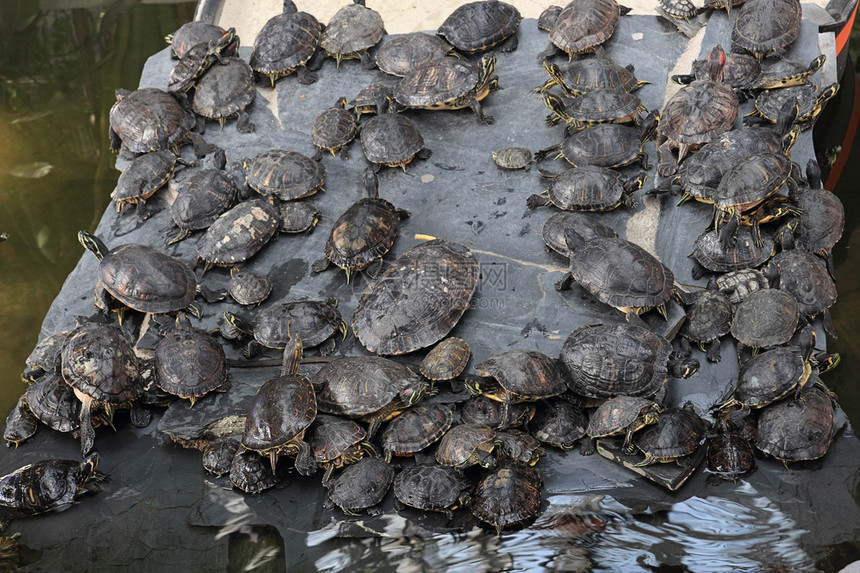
[393,463,472,517]
[535,47,648,96]
[527,167,645,211]
[471,461,541,535]
[360,112,431,171]
[192,56,256,133]
[195,198,280,272]
[311,97,358,159]
[544,0,624,59]
[324,457,394,516]
[634,403,707,466]
[380,403,455,462]
[732,0,801,60]
[167,149,238,245]
[528,399,588,451]
[419,337,471,382]
[308,414,376,482]
[437,1,522,53]
[319,0,385,69]
[586,396,662,454]
[755,385,835,463]
[249,0,323,85]
[375,33,454,77]
[243,149,325,201]
[436,423,498,470]
[155,314,227,407]
[111,150,184,218]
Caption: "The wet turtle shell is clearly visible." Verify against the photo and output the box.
[541,112,658,169]
[707,422,756,480]
[495,429,544,465]
[473,350,569,407]
[109,88,195,155]
[732,0,800,60]
[360,113,429,171]
[311,97,358,159]
[733,345,813,408]
[3,396,38,447]
[308,414,375,481]
[461,395,536,429]
[690,226,775,277]
[22,331,71,382]
[730,288,798,349]
[244,150,325,201]
[436,423,498,469]
[471,461,541,535]
[380,403,455,461]
[393,463,472,514]
[168,21,234,60]
[681,287,733,362]
[195,198,280,270]
[202,437,240,476]
[319,1,385,68]
[155,315,227,406]
[111,150,179,214]
[587,396,661,451]
[192,56,256,133]
[244,298,347,352]
[528,399,587,450]
[325,458,394,516]
[279,201,320,233]
[527,166,645,211]
[543,90,645,130]
[419,337,471,381]
[249,3,323,85]
[352,239,479,355]
[0,454,103,519]
[541,212,617,258]
[25,371,80,433]
[437,1,522,53]
[230,449,281,494]
[375,33,454,77]
[536,47,647,96]
[634,404,706,465]
[548,0,621,57]
[755,385,834,462]
[167,27,236,94]
[168,152,237,244]
[492,147,533,170]
[227,267,272,307]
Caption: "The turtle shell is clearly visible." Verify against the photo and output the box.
[660,74,738,148]
[567,237,674,315]
[249,10,322,80]
[394,57,482,109]
[169,21,231,59]
[682,290,733,346]
[768,249,837,317]
[196,198,280,267]
[437,1,522,53]
[167,29,235,94]
[495,429,544,465]
[202,437,240,476]
[192,57,255,122]
[461,395,536,429]
[587,395,660,438]
[111,150,177,210]
[0,454,102,518]
[380,403,455,458]
[551,48,645,95]
[789,187,844,255]
[559,89,644,126]
[558,122,649,168]
[319,3,385,60]
[352,239,479,355]
[735,346,812,408]
[732,0,800,60]
[252,299,346,350]
[419,337,471,381]
[549,0,620,55]
[170,164,237,233]
[22,331,71,381]
[393,463,471,512]
[715,268,770,305]
[3,396,38,446]
[61,323,142,404]
[435,423,497,469]
[245,150,325,201]
[348,83,394,118]
[474,350,568,400]
[109,88,194,154]
[713,152,791,209]
[538,5,562,31]
[155,317,227,404]
[375,33,453,77]
[687,52,762,91]
[492,147,532,170]
[326,458,394,515]
[538,166,635,211]
[754,84,819,123]
[308,414,367,464]
[754,56,825,89]
[730,288,798,348]
[755,386,834,462]
[691,226,775,274]
[541,212,617,257]
[311,99,358,155]
[315,356,426,417]
[241,371,317,457]
[230,449,281,494]
[471,461,541,534]
[323,196,401,274]
[634,405,706,462]
[360,113,426,170]
[25,371,80,433]
[560,323,672,398]
[227,267,272,306]
[660,0,699,18]
[707,425,756,480]
[279,202,320,233]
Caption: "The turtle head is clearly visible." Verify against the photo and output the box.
[805,159,822,189]
[705,44,727,83]
[669,355,700,379]
[400,378,430,407]
[222,310,254,335]
[363,167,379,199]
[782,124,801,155]
[464,375,486,396]
[282,0,298,15]
[641,109,661,142]
[211,27,238,55]
[78,231,109,261]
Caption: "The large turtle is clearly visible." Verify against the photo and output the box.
[192,56,256,133]
[634,403,707,466]
[471,461,542,535]
[249,0,323,85]
[437,1,522,53]
[195,198,280,272]
[155,314,228,407]
[732,0,801,60]
[243,150,325,202]
[352,239,479,355]
[319,0,385,69]
[380,403,455,462]
[544,0,625,59]
[375,33,454,77]
[535,46,648,96]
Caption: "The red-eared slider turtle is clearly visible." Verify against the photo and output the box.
[541,212,617,258]
[732,0,800,60]
[21,331,71,382]
[543,90,646,131]
[394,54,499,124]
[678,54,825,94]
[314,356,430,437]
[230,449,282,493]
[347,83,394,119]
[755,385,835,463]
[308,414,377,482]
[203,437,240,476]
[764,249,837,337]
[725,343,815,409]
[689,226,775,280]
[586,396,662,454]
[470,350,569,428]
[730,288,799,350]
[375,33,454,77]
[3,396,38,447]
[167,149,238,245]
[111,150,184,218]
[471,461,541,536]
[279,201,320,233]
[656,44,738,176]
[716,268,770,305]
[227,267,272,307]
[167,21,237,60]
[79,231,198,317]
[746,83,840,130]
[538,5,563,31]
[312,169,408,282]
[679,282,734,362]
[324,457,394,516]
[535,48,648,96]
[753,55,826,89]
[560,323,699,399]
[706,419,756,481]
[249,1,323,85]
[311,97,358,160]
[380,403,455,462]
[360,112,432,171]
[492,147,533,171]
[224,298,347,356]
[659,0,698,18]
[155,314,227,407]
[461,395,536,429]
[495,429,544,465]
[241,336,317,476]
[352,239,479,355]
[195,198,280,272]
[61,321,143,455]
[25,371,80,433]
[243,150,325,201]
[673,51,763,94]
[393,463,472,517]
[192,56,256,133]
[544,0,625,59]
[419,337,471,382]
[437,1,522,53]
[527,166,645,211]
[319,0,385,69]
[527,399,588,451]
[634,403,707,466]
[557,237,675,320]
[167,27,236,94]
[436,423,498,469]
[0,454,104,520]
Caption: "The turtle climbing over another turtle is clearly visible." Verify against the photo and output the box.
[542,90,646,131]
[308,414,377,483]
[111,150,186,219]
[755,385,835,463]
[166,21,237,60]
[542,0,626,60]
[746,83,840,131]
[167,27,236,95]
[586,396,662,454]
[534,46,648,96]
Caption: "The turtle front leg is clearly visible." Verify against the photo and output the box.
[294,441,318,477]
[499,34,518,53]
[468,97,494,125]
[296,65,319,85]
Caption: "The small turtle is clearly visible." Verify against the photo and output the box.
[689,226,775,280]
[707,419,756,480]
[541,212,617,258]
[542,90,646,131]
[393,463,472,517]
[375,33,454,77]
[492,147,533,171]
[437,1,522,53]
[360,112,431,172]
[527,166,645,211]
[394,54,499,124]
[25,371,80,433]
[436,423,498,470]
[586,396,662,454]
[3,396,38,447]
[495,429,544,465]
[111,150,184,218]
[561,323,699,399]
[715,268,770,305]
[192,56,256,133]
[324,457,394,516]
[311,97,358,160]
[730,288,799,351]
[167,27,236,94]
[155,314,228,407]
[230,449,282,494]
[535,48,648,96]
[319,0,385,69]
[537,5,562,31]
[732,0,801,60]
[380,403,455,462]
[243,149,325,202]
[419,337,471,382]
[312,169,408,282]
[279,201,320,233]
[195,198,280,272]
[755,385,835,463]
[167,149,238,245]
[634,403,707,466]
[527,399,588,451]
[227,267,272,307]
[747,83,840,130]
[461,395,536,429]
[347,83,394,119]
[764,249,837,337]
[659,0,699,19]
[166,21,236,60]
[249,0,323,86]
[679,282,734,362]
[241,335,318,475]
[308,414,377,483]
[21,330,71,382]
[544,0,625,59]
[352,239,479,355]
[203,437,240,476]
[471,461,541,536]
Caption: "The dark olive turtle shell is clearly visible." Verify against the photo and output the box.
[437,1,521,52]
[241,373,317,454]
[660,77,738,147]
[249,10,322,79]
[586,395,659,438]
[311,100,358,154]
[471,461,541,533]
[252,299,345,350]
[230,449,281,494]
[192,57,255,121]
[560,323,672,398]
[475,350,568,400]
[23,331,71,381]
[352,239,479,355]
[170,166,237,232]
[4,396,38,446]
[203,437,240,476]
[558,122,647,168]
[562,89,644,125]
[347,83,394,117]
[308,414,367,464]
[537,5,562,31]
[319,3,385,57]
[25,371,80,433]
[360,113,426,169]
[691,227,775,273]
[790,187,844,254]
[435,423,496,468]
[549,0,619,55]
[169,21,230,59]
[754,84,821,122]
[323,197,401,273]
[707,425,756,480]
[634,405,706,461]
[109,88,194,154]
[279,202,320,233]
[196,198,280,267]
[542,212,617,257]
[768,249,837,317]
[734,346,812,408]
[0,454,102,518]
[61,323,142,404]
[730,288,798,348]
[111,150,177,208]
[419,337,471,381]
[557,48,645,94]
[375,33,453,77]
[245,150,325,201]
[315,356,426,417]
[688,52,762,91]
[155,318,227,403]
[326,458,394,515]
[380,403,455,457]
[227,267,272,306]
[393,463,471,511]
[713,152,791,209]
[395,57,487,108]
[755,385,834,462]
[541,166,633,211]
[461,395,536,429]
[732,0,800,59]
[682,290,733,344]
[495,429,544,464]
